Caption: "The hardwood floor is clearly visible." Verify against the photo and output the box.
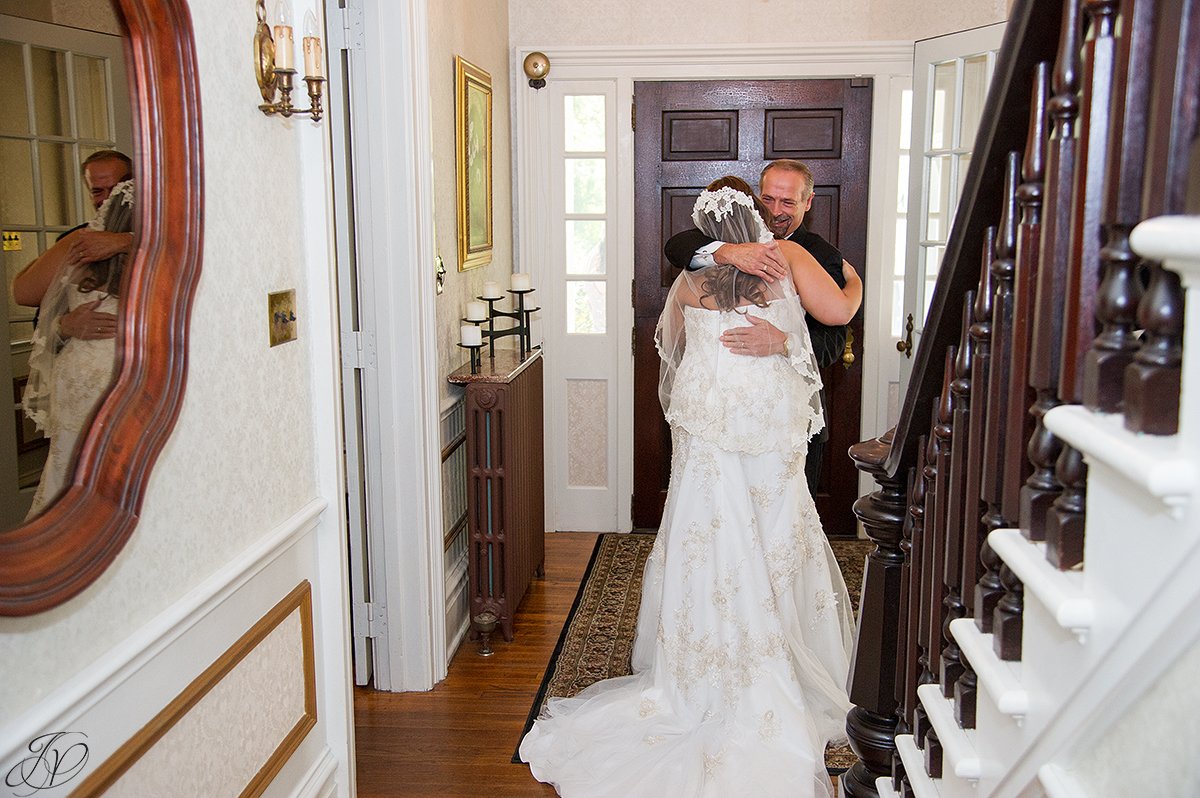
[354,532,598,797]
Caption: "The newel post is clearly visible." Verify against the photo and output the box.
[841,431,907,798]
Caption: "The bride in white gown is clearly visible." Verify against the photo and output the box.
[521,177,863,797]
[22,179,134,518]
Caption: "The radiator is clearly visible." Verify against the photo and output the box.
[450,350,545,642]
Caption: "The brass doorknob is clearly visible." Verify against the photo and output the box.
[842,328,855,369]
[896,313,914,358]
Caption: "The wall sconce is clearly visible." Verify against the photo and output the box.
[254,0,326,122]
[523,51,549,89]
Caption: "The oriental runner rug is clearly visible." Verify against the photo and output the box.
[514,532,874,774]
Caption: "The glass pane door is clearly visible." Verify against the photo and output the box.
[899,22,1006,398]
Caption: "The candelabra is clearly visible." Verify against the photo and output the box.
[461,288,539,374]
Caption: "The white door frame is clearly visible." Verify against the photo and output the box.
[899,22,1007,402]
[513,43,915,515]
[327,0,447,691]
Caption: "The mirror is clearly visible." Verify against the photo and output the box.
[1,5,134,529]
[0,0,203,615]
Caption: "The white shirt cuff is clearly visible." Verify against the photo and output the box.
[689,241,723,269]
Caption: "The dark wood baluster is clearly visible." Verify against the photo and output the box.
[921,365,952,777]
[1084,0,1156,411]
[994,562,1026,659]
[940,298,974,699]
[1005,62,1049,522]
[842,431,907,798]
[891,463,919,796]
[989,153,1027,654]
[1123,268,1185,434]
[1125,0,1198,434]
[895,450,925,797]
[1046,444,1089,568]
[932,346,957,697]
[969,228,1003,633]
[1044,0,1120,570]
[911,421,940,750]
[957,224,995,730]
[1022,0,1083,541]
[1059,0,1118,400]
[925,726,943,780]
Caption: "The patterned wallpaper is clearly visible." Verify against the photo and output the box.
[0,0,324,719]
[427,0,517,404]
[510,0,1008,45]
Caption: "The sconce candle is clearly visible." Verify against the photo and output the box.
[273,1,294,70]
[482,280,502,299]
[511,272,532,291]
[461,324,483,347]
[466,301,487,321]
[302,10,324,78]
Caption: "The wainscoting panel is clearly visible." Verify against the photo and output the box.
[76,583,316,796]
[0,499,346,798]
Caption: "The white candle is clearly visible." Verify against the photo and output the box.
[482,280,501,299]
[461,325,482,347]
[511,272,532,291]
[272,1,294,70]
[273,24,294,70]
[466,301,487,321]
[302,10,323,78]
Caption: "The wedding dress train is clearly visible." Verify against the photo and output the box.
[521,300,854,798]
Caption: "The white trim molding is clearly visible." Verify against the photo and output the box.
[353,0,447,690]
[0,500,341,797]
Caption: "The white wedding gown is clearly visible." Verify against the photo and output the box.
[521,299,854,798]
[26,289,118,518]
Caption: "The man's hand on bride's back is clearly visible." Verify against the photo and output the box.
[712,241,789,282]
[720,314,786,357]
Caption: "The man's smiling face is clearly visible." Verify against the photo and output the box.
[759,167,814,239]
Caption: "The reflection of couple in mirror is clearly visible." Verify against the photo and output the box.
[14,150,135,519]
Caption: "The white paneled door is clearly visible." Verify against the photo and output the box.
[898,22,1006,399]
[544,82,627,533]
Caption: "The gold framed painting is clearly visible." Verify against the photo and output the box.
[455,56,493,271]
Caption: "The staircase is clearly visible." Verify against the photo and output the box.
[839,1,1200,796]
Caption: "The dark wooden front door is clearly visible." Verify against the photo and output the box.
[632,78,873,536]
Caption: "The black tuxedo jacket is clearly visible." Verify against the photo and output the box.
[663,226,849,369]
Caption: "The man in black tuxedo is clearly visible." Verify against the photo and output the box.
[663,159,852,496]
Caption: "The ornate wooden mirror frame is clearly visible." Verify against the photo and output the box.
[0,0,203,615]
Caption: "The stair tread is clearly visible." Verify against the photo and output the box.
[875,776,902,798]
[990,528,1093,638]
[1039,763,1088,798]
[950,617,1029,718]
[895,734,942,797]
[917,683,982,780]
[1045,404,1195,509]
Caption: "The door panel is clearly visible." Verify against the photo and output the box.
[632,78,873,536]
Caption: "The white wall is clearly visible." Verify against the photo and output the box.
[0,0,353,793]
[510,0,1008,47]
[429,0,515,407]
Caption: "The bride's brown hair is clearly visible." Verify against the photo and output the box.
[698,176,774,312]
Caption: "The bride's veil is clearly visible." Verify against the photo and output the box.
[654,186,822,440]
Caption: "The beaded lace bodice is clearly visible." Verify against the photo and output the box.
[664,299,823,456]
